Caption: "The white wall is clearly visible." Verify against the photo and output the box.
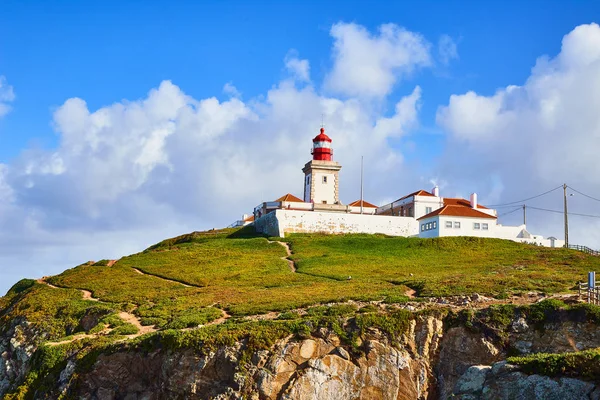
[376,194,444,218]
[313,172,336,204]
[255,209,418,237]
[414,196,445,219]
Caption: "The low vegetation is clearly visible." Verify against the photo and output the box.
[3,228,597,342]
[508,348,600,382]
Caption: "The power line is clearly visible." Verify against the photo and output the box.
[485,185,563,207]
[567,185,600,203]
[527,206,600,219]
[498,207,522,217]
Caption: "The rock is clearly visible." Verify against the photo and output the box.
[515,340,532,354]
[511,317,529,333]
[436,326,501,398]
[479,369,597,400]
[454,365,491,395]
[334,346,350,360]
[299,339,317,358]
[490,361,520,376]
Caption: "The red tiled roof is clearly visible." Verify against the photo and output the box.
[396,189,435,202]
[275,193,304,202]
[443,197,489,209]
[348,200,377,208]
[418,205,497,220]
[243,215,255,222]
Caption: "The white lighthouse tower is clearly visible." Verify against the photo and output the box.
[302,127,342,204]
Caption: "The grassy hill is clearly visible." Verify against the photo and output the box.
[3,227,600,399]
[1,227,596,340]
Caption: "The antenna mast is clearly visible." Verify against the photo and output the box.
[360,156,364,214]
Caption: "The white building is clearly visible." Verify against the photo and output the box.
[242,127,564,248]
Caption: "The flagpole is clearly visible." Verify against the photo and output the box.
[360,156,364,214]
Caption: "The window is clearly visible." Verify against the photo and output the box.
[425,207,432,214]
[445,221,453,228]
[322,176,328,183]
[473,223,481,230]
[426,223,431,230]
[322,200,327,204]
[433,221,437,229]
[306,176,310,185]
[421,224,425,232]
[454,221,461,228]
[482,223,489,230]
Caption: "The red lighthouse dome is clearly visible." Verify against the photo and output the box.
[311,127,333,161]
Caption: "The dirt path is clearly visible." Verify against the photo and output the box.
[118,311,157,336]
[46,333,100,347]
[38,277,101,302]
[206,309,231,326]
[37,278,59,289]
[404,288,416,298]
[268,240,297,273]
[131,267,193,288]
[81,289,100,301]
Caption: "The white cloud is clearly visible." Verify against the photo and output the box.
[285,51,311,82]
[436,23,600,247]
[223,82,241,98]
[0,76,15,118]
[0,27,430,293]
[325,22,431,98]
[438,34,458,65]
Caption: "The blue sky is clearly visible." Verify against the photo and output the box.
[0,1,590,161]
[1,1,600,294]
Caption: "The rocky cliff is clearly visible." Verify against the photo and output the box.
[3,298,600,399]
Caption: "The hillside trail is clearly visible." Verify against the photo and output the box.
[268,240,297,273]
[131,267,193,288]
[38,277,101,302]
[118,311,157,336]
[42,291,580,345]
[38,276,155,345]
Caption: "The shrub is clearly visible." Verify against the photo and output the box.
[110,323,139,336]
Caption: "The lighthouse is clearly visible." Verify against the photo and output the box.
[302,127,342,204]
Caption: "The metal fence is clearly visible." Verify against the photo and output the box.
[569,244,600,256]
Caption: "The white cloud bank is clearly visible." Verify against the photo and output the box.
[325,23,431,98]
[0,22,432,294]
[436,23,600,247]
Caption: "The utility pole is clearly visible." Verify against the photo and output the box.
[564,183,569,248]
[360,156,364,214]
[523,204,526,226]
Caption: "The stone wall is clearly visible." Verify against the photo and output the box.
[253,210,282,237]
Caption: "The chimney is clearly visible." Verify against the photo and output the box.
[470,193,478,209]
[432,186,440,197]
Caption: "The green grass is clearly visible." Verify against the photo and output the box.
[2,228,599,342]
[285,234,598,297]
[0,281,115,340]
